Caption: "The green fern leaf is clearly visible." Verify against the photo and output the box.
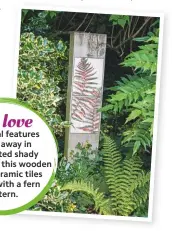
[125,109,142,124]
[61,180,112,215]
[103,136,150,216]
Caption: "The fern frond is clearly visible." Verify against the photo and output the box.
[103,136,150,216]
[73,57,98,96]
[100,33,157,156]
[132,182,150,211]
[122,122,152,154]
[130,93,155,137]
[61,180,112,215]
[101,75,155,114]
[71,58,102,133]
[116,156,144,216]
[121,34,158,74]
[103,135,124,214]
[129,171,150,192]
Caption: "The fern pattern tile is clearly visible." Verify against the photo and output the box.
[71,57,104,133]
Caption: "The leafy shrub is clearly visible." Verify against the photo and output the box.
[31,180,77,213]
[17,32,69,136]
[56,142,104,186]
[62,180,111,215]
[101,32,158,154]
[21,11,59,36]
[32,143,105,214]
[109,15,129,28]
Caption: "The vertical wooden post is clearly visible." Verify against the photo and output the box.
[65,32,107,158]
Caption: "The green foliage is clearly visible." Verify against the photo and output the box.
[17,32,69,136]
[132,200,148,217]
[21,10,30,22]
[31,180,77,213]
[62,180,111,215]
[101,75,155,154]
[59,137,150,216]
[121,41,158,74]
[56,142,104,185]
[32,144,105,214]
[21,10,59,34]
[105,75,155,113]
[101,33,158,154]
[109,15,129,28]
[103,135,150,216]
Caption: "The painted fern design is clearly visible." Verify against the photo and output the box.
[79,89,101,132]
[71,58,102,133]
[73,57,98,96]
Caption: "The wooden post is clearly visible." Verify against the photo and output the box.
[65,32,107,158]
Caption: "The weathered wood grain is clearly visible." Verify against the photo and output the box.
[74,32,106,58]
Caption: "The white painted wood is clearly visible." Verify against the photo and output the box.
[65,32,107,158]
